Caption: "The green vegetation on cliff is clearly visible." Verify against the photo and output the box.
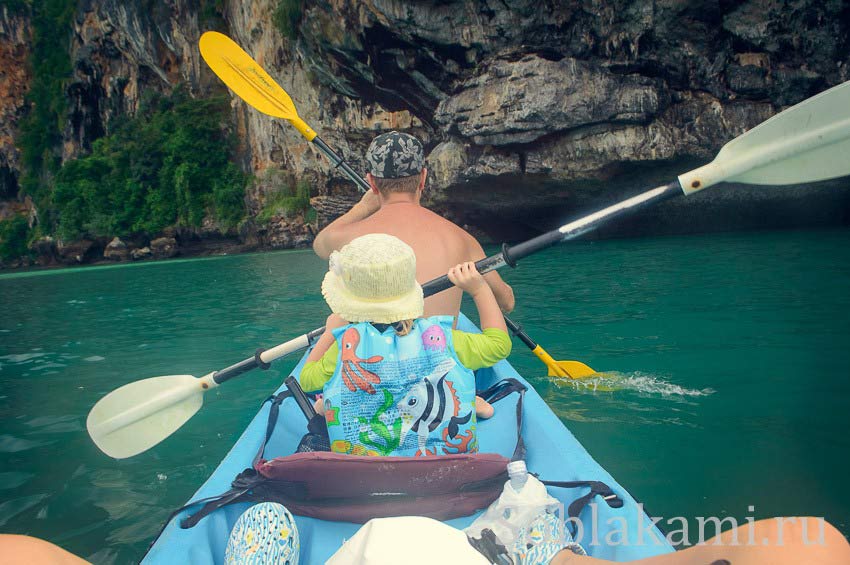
[0,216,30,262]
[273,0,302,40]
[16,0,76,200]
[1,0,246,264]
[53,89,247,240]
[258,178,312,224]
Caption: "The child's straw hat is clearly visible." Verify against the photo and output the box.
[322,234,424,323]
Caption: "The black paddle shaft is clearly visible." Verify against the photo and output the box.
[312,137,371,192]
[423,180,683,296]
[503,315,538,350]
[212,328,324,384]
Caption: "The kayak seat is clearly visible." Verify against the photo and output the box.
[174,378,527,528]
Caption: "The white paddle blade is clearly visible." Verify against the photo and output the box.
[680,80,850,193]
[87,375,207,459]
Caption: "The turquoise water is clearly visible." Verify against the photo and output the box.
[1,228,848,562]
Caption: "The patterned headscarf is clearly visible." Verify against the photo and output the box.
[365,131,425,178]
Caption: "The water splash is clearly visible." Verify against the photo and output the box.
[555,371,715,397]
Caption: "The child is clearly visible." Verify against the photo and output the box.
[300,233,511,457]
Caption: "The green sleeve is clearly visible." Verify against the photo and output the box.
[299,341,339,392]
[451,328,512,370]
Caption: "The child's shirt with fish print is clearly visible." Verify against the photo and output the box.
[312,316,509,457]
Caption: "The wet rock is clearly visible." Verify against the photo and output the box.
[427,140,469,189]
[310,195,359,229]
[103,236,129,261]
[57,240,95,264]
[30,236,58,266]
[726,64,769,98]
[150,237,178,259]
[131,246,152,260]
[257,216,314,249]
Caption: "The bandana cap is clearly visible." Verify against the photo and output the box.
[366,131,425,179]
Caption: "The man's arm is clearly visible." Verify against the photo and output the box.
[313,191,380,259]
[467,236,515,313]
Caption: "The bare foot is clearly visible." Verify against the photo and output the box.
[475,396,494,419]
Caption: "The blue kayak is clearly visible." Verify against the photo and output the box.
[144,315,674,563]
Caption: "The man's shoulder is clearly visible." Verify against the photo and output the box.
[373,205,470,233]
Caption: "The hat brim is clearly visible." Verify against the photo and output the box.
[321,271,424,324]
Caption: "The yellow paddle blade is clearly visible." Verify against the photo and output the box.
[199,31,317,140]
[531,345,597,379]
[546,360,598,379]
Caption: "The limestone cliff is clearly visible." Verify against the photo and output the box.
[0,4,30,202]
[1,0,849,267]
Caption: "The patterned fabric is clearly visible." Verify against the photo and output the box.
[322,316,478,457]
[365,131,425,178]
[224,502,300,565]
[512,511,587,564]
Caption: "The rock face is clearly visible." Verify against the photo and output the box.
[0,6,31,200]
[150,237,178,259]
[131,246,151,260]
[434,56,665,146]
[291,0,850,237]
[0,0,848,260]
[103,236,129,261]
[57,239,97,264]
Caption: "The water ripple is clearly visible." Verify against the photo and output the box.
[555,371,716,397]
[0,434,54,453]
[0,494,49,527]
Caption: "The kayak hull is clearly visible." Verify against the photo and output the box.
[144,315,674,563]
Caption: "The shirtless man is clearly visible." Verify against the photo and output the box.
[313,131,515,317]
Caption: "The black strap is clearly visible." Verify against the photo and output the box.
[167,392,295,531]
[179,469,264,528]
[467,529,513,565]
[542,479,624,537]
[478,378,527,461]
[253,390,292,467]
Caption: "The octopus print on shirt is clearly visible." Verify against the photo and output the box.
[322,316,477,457]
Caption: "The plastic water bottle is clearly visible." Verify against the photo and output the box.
[508,460,528,492]
[465,460,560,552]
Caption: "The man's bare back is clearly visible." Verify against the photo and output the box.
[312,132,513,319]
[317,200,505,317]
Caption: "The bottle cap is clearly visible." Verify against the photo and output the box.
[507,460,527,477]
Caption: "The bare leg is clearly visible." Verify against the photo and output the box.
[0,535,90,565]
[551,517,850,565]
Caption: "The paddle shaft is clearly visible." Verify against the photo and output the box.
[312,137,370,192]
[502,315,537,350]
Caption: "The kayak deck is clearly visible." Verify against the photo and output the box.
[144,315,673,563]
